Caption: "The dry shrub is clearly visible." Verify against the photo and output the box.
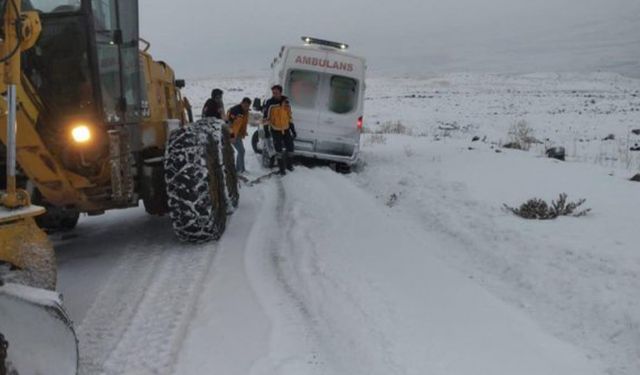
[507,120,538,151]
[504,193,591,220]
[404,145,415,157]
[363,133,387,146]
[377,121,413,135]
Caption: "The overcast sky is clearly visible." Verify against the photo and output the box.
[139,0,640,78]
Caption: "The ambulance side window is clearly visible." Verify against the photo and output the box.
[329,76,357,114]
[287,70,320,108]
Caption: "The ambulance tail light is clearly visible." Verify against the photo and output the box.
[357,116,363,131]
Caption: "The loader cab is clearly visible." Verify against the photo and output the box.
[22,0,143,128]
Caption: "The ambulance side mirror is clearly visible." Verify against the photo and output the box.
[252,98,262,111]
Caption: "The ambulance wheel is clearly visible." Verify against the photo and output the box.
[261,150,275,169]
[251,131,262,154]
[336,163,352,174]
[165,125,227,243]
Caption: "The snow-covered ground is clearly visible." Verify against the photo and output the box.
[55,73,640,374]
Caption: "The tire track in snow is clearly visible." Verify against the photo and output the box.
[103,244,217,374]
[245,178,330,374]
[77,246,163,374]
[278,171,404,375]
[76,234,218,374]
[251,172,403,374]
[271,180,326,365]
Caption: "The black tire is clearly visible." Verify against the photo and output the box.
[220,125,239,209]
[31,189,80,232]
[58,213,80,231]
[251,131,262,154]
[336,163,352,174]
[142,165,169,215]
[165,122,227,243]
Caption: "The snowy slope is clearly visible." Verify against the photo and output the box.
[364,73,640,172]
[54,73,639,374]
[354,137,640,375]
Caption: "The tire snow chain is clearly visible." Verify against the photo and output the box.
[0,333,7,375]
[194,119,236,212]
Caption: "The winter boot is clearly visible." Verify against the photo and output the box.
[284,152,294,172]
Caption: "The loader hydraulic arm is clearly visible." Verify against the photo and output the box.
[1,5,79,374]
[0,0,34,209]
[0,1,90,209]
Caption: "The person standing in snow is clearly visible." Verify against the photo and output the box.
[263,85,296,175]
[202,88,226,120]
[227,97,252,173]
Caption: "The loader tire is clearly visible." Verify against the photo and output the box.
[142,165,169,216]
[220,125,239,209]
[31,189,80,233]
[251,131,262,154]
[164,122,227,243]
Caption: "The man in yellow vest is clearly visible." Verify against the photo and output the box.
[263,85,297,175]
[227,97,251,173]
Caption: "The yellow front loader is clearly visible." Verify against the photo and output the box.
[1,0,239,373]
[0,2,77,373]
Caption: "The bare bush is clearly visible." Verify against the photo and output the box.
[504,193,591,220]
[386,193,399,207]
[502,142,523,150]
[404,145,415,157]
[507,120,538,151]
[363,133,387,146]
[377,121,413,135]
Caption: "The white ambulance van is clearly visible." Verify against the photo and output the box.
[253,37,366,170]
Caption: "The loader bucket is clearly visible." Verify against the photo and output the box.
[0,282,78,375]
[0,207,77,374]
[0,206,56,290]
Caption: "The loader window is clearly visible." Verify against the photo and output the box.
[93,0,121,121]
[24,13,94,117]
[329,76,358,114]
[91,0,142,123]
[287,70,320,109]
[28,0,81,13]
[118,0,142,121]
[92,0,115,30]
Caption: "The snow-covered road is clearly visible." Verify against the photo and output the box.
[56,209,218,373]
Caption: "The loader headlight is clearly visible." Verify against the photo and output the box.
[71,124,92,144]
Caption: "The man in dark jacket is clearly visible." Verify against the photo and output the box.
[263,85,296,175]
[202,88,225,119]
